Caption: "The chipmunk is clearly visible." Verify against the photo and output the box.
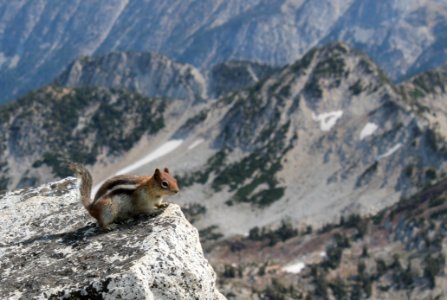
[68,163,179,228]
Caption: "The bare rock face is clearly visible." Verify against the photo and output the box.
[207,60,279,98]
[54,52,208,102]
[0,178,225,300]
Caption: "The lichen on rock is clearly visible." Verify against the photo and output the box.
[0,178,225,299]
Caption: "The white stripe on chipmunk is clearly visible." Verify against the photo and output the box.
[109,184,138,191]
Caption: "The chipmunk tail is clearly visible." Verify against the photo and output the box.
[67,162,93,211]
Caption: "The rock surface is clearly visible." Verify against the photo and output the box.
[207,60,278,98]
[0,178,224,300]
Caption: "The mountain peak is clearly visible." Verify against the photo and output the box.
[54,51,208,102]
[296,42,389,81]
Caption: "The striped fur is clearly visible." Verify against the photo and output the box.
[93,175,143,201]
[67,162,93,211]
[68,162,179,228]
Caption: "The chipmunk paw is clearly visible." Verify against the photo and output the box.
[155,202,169,209]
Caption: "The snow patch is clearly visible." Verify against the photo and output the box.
[376,143,402,160]
[188,139,204,150]
[312,110,343,131]
[360,123,378,140]
[283,262,305,274]
[116,139,184,175]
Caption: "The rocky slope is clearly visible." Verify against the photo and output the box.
[322,0,447,80]
[1,0,447,102]
[0,178,224,299]
[0,52,285,191]
[54,51,207,102]
[207,61,279,98]
[164,42,447,236]
[399,66,447,140]
[0,86,170,189]
[209,177,447,299]
[54,52,271,101]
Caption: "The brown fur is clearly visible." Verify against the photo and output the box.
[68,163,179,228]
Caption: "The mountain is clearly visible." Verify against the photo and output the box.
[0,0,261,103]
[54,52,273,101]
[167,42,447,236]
[54,51,207,102]
[0,52,276,190]
[208,176,447,299]
[1,41,447,299]
[2,43,446,239]
[207,60,279,98]
[0,86,169,189]
[1,0,447,102]
[322,0,447,80]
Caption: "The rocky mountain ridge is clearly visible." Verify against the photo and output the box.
[0,51,273,190]
[167,42,447,234]
[207,60,279,98]
[54,51,276,101]
[54,51,208,102]
[0,0,447,102]
[0,86,168,189]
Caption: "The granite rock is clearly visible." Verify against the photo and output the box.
[0,178,225,300]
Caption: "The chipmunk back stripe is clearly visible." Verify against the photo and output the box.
[107,188,136,198]
[94,176,142,201]
[100,184,138,197]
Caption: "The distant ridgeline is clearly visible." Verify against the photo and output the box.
[0,1,446,103]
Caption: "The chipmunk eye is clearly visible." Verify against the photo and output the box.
[161,180,169,189]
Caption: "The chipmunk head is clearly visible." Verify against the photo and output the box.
[152,167,179,196]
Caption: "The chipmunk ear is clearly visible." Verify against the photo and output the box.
[154,168,161,180]
[164,167,170,174]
